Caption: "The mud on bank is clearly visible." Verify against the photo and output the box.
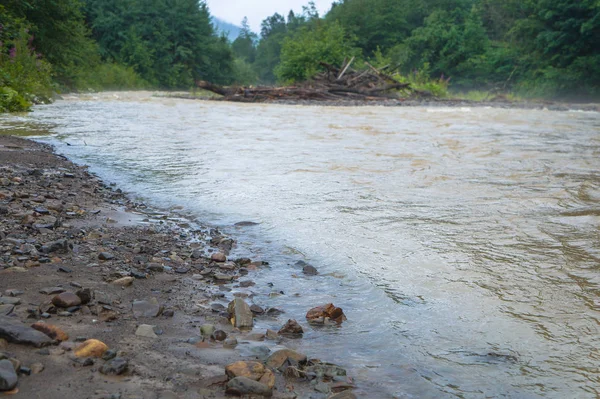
[0,136,357,399]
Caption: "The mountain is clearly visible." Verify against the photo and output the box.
[212,17,242,42]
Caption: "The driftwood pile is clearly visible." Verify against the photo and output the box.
[197,58,430,103]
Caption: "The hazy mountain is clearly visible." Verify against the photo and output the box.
[212,17,241,42]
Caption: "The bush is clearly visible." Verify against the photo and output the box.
[76,63,148,91]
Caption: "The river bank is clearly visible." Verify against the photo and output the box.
[0,135,358,399]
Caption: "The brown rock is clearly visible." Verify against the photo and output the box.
[306,303,346,324]
[259,368,276,389]
[265,349,307,369]
[211,252,226,262]
[225,361,265,381]
[31,322,69,342]
[51,292,81,308]
[278,319,304,336]
[112,277,134,287]
[74,339,108,358]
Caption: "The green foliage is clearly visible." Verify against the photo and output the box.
[275,21,359,83]
[232,17,258,63]
[84,0,235,88]
[76,63,148,91]
[233,58,258,85]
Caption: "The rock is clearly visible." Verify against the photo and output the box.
[19,366,31,376]
[146,263,164,272]
[303,265,319,275]
[306,303,346,324]
[31,322,69,341]
[130,270,147,279]
[200,324,215,339]
[278,319,304,336]
[265,349,307,369]
[211,252,226,262]
[52,292,81,308]
[239,280,255,288]
[0,339,6,350]
[0,316,53,347]
[30,363,44,374]
[314,382,331,394]
[40,287,65,295]
[75,288,93,304]
[132,298,162,318]
[0,305,14,316]
[100,358,128,375]
[0,359,18,391]
[259,369,276,389]
[214,273,233,281]
[0,298,20,305]
[74,339,109,358]
[41,239,70,254]
[250,304,264,315]
[98,252,114,261]
[223,338,238,348]
[135,324,158,339]
[213,330,227,341]
[225,361,265,380]
[4,290,23,297]
[266,329,278,340]
[112,277,134,287]
[227,298,253,329]
[226,376,272,397]
[329,391,357,399]
[102,350,117,361]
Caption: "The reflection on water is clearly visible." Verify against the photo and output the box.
[1,93,599,398]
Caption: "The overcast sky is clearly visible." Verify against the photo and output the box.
[206,0,334,32]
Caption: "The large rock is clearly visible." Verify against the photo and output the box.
[52,292,81,308]
[0,316,53,347]
[278,319,304,336]
[41,239,70,254]
[0,359,17,391]
[226,377,272,397]
[135,324,158,339]
[74,339,108,358]
[265,349,307,369]
[132,298,162,318]
[225,361,265,381]
[227,298,253,329]
[31,322,69,342]
[306,303,346,324]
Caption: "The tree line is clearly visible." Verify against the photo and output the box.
[0,0,598,112]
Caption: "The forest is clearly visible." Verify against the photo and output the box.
[0,0,598,111]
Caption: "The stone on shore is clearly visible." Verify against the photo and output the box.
[306,303,346,324]
[226,376,272,397]
[132,298,162,318]
[40,287,65,295]
[100,358,128,375]
[0,359,18,392]
[0,305,14,316]
[329,391,357,399]
[74,339,109,358]
[31,322,69,341]
[0,316,53,347]
[211,252,226,262]
[266,349,307,369]
[227,298,253,329]
[225,361,265,381]
[135,324,158,339]
[278,319,304,336]
[112,277,134,287]
[52,292,81,308]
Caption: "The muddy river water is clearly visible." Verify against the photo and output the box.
[2,92,599,398]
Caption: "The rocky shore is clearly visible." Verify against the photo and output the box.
[0,136,357,399]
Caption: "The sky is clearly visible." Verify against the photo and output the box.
[206,0,333,32]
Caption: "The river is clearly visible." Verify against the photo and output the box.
[1,92,599,398]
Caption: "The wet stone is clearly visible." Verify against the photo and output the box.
[228,298,253,329]
[303,265,319,276]
[132,298,162,318]
[278,319,304,336]
[100,358,128,375]
[250,304,265,315]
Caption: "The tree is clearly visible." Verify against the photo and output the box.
[275,21,359,83]
[232,17,257,63]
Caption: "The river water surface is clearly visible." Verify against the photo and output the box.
[1,93,599,398]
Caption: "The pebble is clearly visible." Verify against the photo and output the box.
[135,324,158,339]
[4,290,23,297]
[132,298,162,318]
[266,349,308,369]
[31,322,69,341]
[112,277,134,287]
[98,252,114,260]
[213,330,227,341]
[303,264,319,275]
[226,376,272,397]
[0,305,14,316]
[30,363,44,374]
[100,358,128,375]
[74,339,109,358]
[0,359,18,391]
[52,292,82,308]
[211,252,226,262]
[0,297,20,305]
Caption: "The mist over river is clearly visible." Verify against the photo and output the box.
[2,93,599,398]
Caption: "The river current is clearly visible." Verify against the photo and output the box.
[1,92,599,398]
